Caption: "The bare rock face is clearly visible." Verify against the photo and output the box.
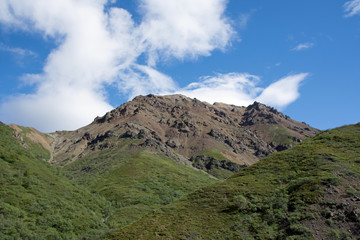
[50,94,319,174]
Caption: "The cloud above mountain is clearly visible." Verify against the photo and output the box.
[0,0,306,132]
[177,73,308,109]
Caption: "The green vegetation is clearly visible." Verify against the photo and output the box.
[112,123,360,239]
[255,124,298,148]
[0,123,109,239]
[2,120,359,239]
[63,147,218,230]
[0,122,217,238]
[201,149,229,161]
[268,125,294,145]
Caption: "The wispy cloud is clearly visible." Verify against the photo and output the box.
[344,0,360,17]
[238,13,251,30]
[237,9,256,30]
[0,42,37,58]
[291,42,314,51]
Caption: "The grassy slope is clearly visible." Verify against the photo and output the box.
[112,123,360,240]
[62,144,218,230]
[0,123,109,239]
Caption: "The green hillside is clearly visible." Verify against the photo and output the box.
[2,119,359,239]
[0,122,218,238]
[62,144,218,230]
[112,123,360,239]
[0,123,109,239]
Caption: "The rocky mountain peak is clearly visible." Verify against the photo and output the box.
[51,94,319,177]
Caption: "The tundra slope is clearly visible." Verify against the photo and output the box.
[111,123,360,240]
[0,123,109,239]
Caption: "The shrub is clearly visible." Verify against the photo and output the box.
[233,195,247,210]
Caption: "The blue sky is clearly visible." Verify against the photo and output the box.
[0,0,360,132]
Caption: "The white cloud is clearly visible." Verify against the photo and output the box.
[176,73,308,109]
[344,0,360,17]
[0,0,127,132]
[1,88,113,132]
[138,0,234,65]
[256,73,308,109]
[177,73,261,106]
[291,42,314,51]
[0,0,234,132]
[116,64,177,99]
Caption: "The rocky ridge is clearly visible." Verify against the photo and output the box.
[50,94,319,176]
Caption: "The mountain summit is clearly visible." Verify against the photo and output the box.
[51,94,318,177]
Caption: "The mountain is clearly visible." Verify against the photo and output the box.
[51,94,318,177]
[110,123,360,240]
[48,94,319,229]
[1,94,322,238]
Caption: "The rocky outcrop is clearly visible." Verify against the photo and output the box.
[190,155,247,178]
